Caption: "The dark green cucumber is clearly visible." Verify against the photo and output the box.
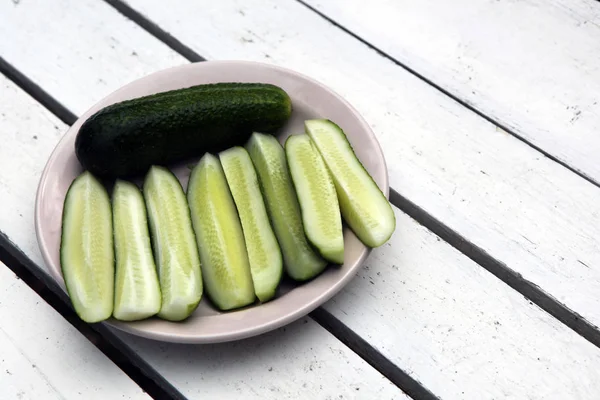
[75,83,292,179]
[60,171,114,323]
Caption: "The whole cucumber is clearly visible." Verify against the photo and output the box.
[75,83,292,178]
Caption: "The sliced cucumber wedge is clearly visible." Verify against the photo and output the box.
[60,171,114,323]
[285,134,344,264]
[246,132,327,281]
[187,154,256,310]
[112,180,161,321]
[305,119,396,247]
[219,147,283,302]
[143,166,202,321]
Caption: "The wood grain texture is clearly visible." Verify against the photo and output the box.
[327,208,600,399]
[1,0,600,398]
[0,257,150,400]
[0,1,599,399]
[120,0,600,330]
[304,0,600,184]
[0,0,186,116]
[0,7,407,394]
[0,77,65,271]
[115,319,406,400]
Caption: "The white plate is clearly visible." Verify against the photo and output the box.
[35,60,389,343]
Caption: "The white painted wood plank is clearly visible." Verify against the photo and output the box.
[120,0,600,330]
[123,208,600,399]
[0,79,64,270]
[0,0,187,116]
[2,1,600,399]
[326,209,600,399]
[305,0,600,183]
[2,74,598,399]
[0,259,150,400]
[0,33,407,400]
[115,318,406,400]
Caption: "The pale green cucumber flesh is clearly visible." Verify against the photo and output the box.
[246,132,327,281]
[305,119,396,248]
[143,166,202,321]
[187,154,256,310]
[60,171,114,323]
[286,135,344,264]
[112,180,161,321]
[219,146,283,302]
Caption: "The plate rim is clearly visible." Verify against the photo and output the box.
[34,60,389,343]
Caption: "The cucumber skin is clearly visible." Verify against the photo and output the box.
[246,133,327,282]
[305,119,396,248]
[60,171,114,323]
[75,83,292,179]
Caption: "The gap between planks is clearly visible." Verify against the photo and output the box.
[4,0,597,391]
[0,232,188,400]
[0,55,423,399]
[388,188,600,349]
[103,0,205,63]
[293,0,600,189]
[0,57,76,125]
[310,308,439,400]
[100,0,600,351]
[0,59,184,395]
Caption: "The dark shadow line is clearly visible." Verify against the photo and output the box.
[8,6,575,396]
[297,0,600,349]
[295,0,600,189]
[0,234,188,400]
[0,56,77,125]
[310,308,439,400]
[0,58,189,398]
[97,3,447,396]
[1,45,434,398]
[103,0,205,63]
[389,188,600,349]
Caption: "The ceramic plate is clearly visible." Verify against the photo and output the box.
[35,60,389,343]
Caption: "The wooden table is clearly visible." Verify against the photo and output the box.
[1,0,600,398]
